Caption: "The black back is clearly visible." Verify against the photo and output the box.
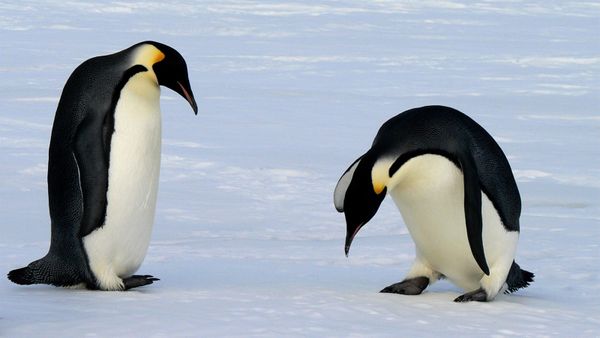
[373,105,521,232]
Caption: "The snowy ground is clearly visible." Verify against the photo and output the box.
[1,1,599,337]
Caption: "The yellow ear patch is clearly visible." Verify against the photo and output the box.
[153,50,165,64]
[371,158,395,195]
[373,181,386,195]
[133,44,165,68]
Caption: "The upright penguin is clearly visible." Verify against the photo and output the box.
[334,106,533,302]
[8,41,198,290]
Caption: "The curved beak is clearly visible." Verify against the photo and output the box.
[344,222,364,257]
[177,81,198,115]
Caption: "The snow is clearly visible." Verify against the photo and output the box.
[1,1,599,336]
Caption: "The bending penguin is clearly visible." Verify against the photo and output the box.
[8,41,198,290]
[334,106,533,302]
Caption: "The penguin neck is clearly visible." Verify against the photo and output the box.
[122,73,161,102]
[372,154,457,194]
[388,154,462,197]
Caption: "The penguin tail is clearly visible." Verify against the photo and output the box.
[505,261,535,294]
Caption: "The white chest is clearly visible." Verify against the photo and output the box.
[387,154,516,290]
[83,72,162,286]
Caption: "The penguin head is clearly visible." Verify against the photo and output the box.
[334,150,388,256]
[138,41,198,114]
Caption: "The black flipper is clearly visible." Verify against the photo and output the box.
[459,152,490,276]
[73,113,110,238]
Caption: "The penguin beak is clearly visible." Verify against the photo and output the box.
[344,222,364,257]
[177,81,198,115]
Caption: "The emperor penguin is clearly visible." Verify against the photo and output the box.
[8,41,198,291]
[334,106,534,302]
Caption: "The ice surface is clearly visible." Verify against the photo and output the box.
[1,1,599,337]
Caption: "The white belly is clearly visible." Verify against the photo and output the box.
[387,154,517,291]
[84,73,161,289]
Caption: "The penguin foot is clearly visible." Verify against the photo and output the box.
[7,266,36,285]
[122,275,159,290]
[454,288,488,302]
[380,276,429,295]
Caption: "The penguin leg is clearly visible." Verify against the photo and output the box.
[473,234,518,301]
[454,268,508,302]
[123,275,159,290]
[455,248,516,302]
[381,256,440,295]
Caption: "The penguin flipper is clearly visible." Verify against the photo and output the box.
[460,153,490,276]
[73,114,110,238]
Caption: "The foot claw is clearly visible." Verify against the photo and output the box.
[123,274,159,290]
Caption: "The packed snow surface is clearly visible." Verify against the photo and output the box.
[1,1,598,337]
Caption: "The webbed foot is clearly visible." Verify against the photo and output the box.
[380,276,429,295]
[123,275,159,290]
[454,288,488,302]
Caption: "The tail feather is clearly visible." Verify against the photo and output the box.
[505,261,534,294]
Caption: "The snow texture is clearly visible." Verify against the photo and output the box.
[1,1,599,337]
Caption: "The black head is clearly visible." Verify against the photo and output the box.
[334,151,387,256]
[145,41,198,114]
